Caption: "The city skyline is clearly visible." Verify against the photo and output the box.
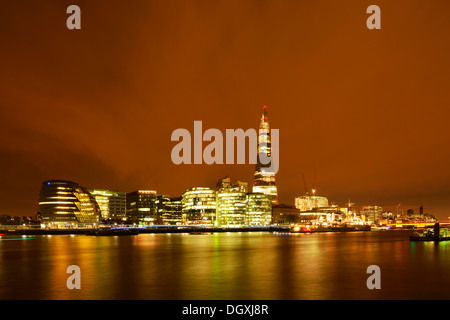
[0,100,445,221]
[1,1,450,220]
[33,172,435,224]
[31,99,442,226]
[1,99,444,221]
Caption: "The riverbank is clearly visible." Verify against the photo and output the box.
[0,225,290,235]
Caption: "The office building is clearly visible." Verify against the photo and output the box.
[217,190,247,226]
[156,195,183,225]
[246,192,272,226]
[89,189,126,221]
[181,187,217,225]
[39,180,101,227]
[217,176,248,193]
[126,190,158,225]
[360,205,383,225]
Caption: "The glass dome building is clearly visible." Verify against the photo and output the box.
[39,180,101,227]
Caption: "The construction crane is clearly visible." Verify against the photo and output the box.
[302,173,309,196]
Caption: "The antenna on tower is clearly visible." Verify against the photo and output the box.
[312,167,316,195]
[347,198,354,208]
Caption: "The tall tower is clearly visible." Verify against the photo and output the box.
[253,105,279,204]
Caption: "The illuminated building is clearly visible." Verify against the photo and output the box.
[181,187,217,225]
[216,176,232,190]
[39,180,101,227]
[156,195,183,225]
[246,193,272,226]
[295,195,329,212]
[217,189,247,226]
[89,189,126,221]
[360,205,383,225]
[253,105,278,204]
[217,177,276,226]
[298,210,328,223]
[126,190,158,225]
[298,205,343,223]
[216,176,248,193]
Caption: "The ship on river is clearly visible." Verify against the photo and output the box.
[290,223,371,233]
[410,223,450,242]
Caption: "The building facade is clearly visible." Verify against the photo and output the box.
[39,180,101,227]
[217,190,247,226]
[126,190,158,225]
[295,195,329,212]
[89,189,126,221]
[360,205,383,225]
[246,193,272,226]
[181,187,217,225]
[156,195,183,225]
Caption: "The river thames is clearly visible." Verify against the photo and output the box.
[1,230,449,300]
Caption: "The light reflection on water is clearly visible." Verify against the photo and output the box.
[0,230,449,300]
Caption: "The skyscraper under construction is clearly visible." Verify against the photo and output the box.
[253,105,279,204]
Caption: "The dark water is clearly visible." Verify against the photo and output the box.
[1,230,449,300]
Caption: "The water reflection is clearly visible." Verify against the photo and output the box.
[2,230,450,299]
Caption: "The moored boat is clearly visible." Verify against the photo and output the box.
[410,223,450,242]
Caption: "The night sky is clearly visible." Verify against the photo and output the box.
[1,1,449,219]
